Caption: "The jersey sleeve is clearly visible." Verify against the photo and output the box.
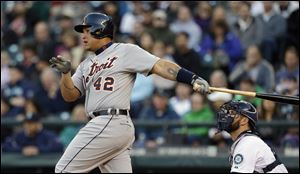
[123,44,160,76]
[230,137,259,173]
[71,63,84,96]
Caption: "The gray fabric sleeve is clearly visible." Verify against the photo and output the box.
[71,63,84,96]
[123,44,160,76]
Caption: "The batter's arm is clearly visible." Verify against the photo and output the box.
[151,59,181,81]
[151,59,210,94]
[49,55,81,102]
[60,72,81,102]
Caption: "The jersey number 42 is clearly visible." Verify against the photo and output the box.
[93,76,114,91]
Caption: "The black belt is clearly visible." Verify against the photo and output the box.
[93,109,128,116]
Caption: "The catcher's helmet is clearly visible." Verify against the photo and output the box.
[217,100,257,132]
[74,12,114,39]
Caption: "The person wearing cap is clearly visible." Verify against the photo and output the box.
[2,114,63,156]
[138,88,180,148]
[2,65,36,119]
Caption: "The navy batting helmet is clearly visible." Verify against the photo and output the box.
[74,12,114,39]
[217,100,257,132]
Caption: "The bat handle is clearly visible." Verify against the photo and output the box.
[209,87,256,97]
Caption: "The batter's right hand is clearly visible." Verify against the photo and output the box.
[49,55,71,74]
[192,77,211,95]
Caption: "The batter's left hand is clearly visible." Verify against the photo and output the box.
[49,55,71,74]
[192,77,211,95]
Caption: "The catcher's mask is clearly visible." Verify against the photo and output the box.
[217,100,257,133]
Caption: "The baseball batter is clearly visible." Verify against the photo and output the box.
[216,100,288,173]
[50,13,210,173]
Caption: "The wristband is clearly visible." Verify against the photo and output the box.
[176,68,198,85]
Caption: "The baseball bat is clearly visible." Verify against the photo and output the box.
[209,87,299,105]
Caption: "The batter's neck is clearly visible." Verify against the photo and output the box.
[93,38,113,52]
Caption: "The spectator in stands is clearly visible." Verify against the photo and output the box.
[257,1,286,64]
[229,45,275,92]
[232,1,264,53]
[139,88,180,148]
[55,30,84,72]
[280,107,299,148]
[120,1,145,35]
[234,77,263,108]
[1,50,11,91]
[276,74,299,96]
[182,93,214,147]
[172,32,202,77]
[226,1,240,28]
[2,113,64,155]
[130,73,154,120]
[276,74,299,121]
[1,99,13,118]
[1,98,14,143]
[20,41,41,81]
[24,98,42,116]
[211,5,226,23]
[207,92,232,148]
[198,20,243,73]
[165,1,184,24]
[275,1,299,19]
[258,100,280,146]
[4,1,29,38]
[1,10,19,49]
[146,10,176,50]
[152,41,176,91]
[138,32,154,53]
[276,46,299,84]
[130,21,145,42]
[2,65,35,119]
[286,9,299,54]
[170,5,202,49]
[194,1,212,36]
[169,83,192,117]
[35,68,70,116]
[59,104,88,148]
[54,14,74,40]
[34,21,56,61]
[101,2,122,35]
[209,69,228,88]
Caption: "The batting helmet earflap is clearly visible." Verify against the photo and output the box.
[74,12,114,39]
[217,100,258,132]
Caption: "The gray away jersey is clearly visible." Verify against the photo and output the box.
[72,43,159,116]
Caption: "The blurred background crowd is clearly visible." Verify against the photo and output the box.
[1,1,299,156]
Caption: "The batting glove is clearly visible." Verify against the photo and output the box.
[192,76,211,95]
[49,55,71,74]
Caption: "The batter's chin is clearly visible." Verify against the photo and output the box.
[84,45,91,51]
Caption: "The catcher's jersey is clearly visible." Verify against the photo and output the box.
[72,43,159,116]
[230,132,288,173]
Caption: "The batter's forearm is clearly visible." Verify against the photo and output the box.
[152,59,210,94]
[152,59,180,81]
[60,72,80,102]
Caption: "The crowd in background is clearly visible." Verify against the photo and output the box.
[1,1,299,154]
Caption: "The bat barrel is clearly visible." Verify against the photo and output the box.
[209,87,299,105]
[256,93,299,105]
